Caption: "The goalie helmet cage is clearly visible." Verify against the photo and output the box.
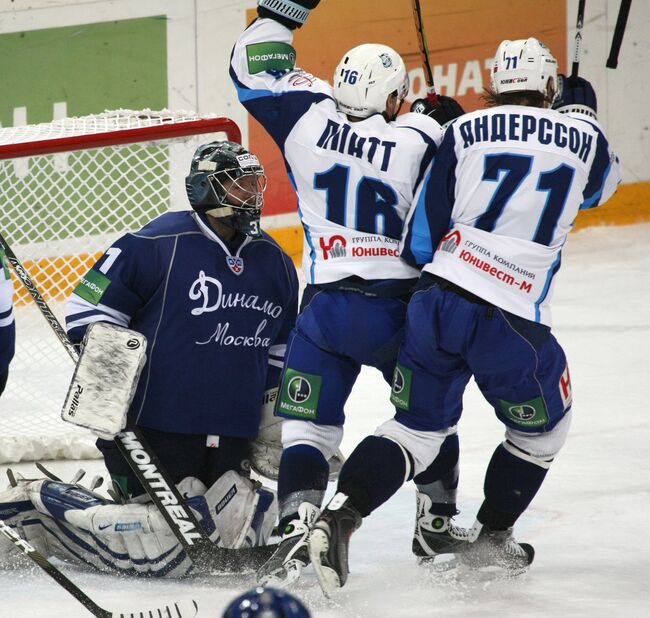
[0,109,241,464]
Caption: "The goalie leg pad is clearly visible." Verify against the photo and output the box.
[191,470,278,549]
[18,479,192,577]
[0,483,45,565]
[0,481,105,570]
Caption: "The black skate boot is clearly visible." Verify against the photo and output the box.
[459,521,534,575]
[308,492,362,597]
[412,491,471,564]
[257,502,320,587]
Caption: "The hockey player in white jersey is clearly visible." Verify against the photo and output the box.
[231,0,466,587]
[309,38,621,594]
[0,243,15,397]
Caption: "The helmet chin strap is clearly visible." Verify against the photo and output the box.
[205,204,235,218]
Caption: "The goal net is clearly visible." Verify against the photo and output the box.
[0,110,241,464]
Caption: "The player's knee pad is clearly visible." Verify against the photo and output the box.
[374,419,457,477]
[282,419,343,462]
[504,409,573,469]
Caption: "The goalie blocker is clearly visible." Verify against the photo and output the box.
[61,322,147,439]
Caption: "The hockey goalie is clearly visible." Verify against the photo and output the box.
[0,141,308,577]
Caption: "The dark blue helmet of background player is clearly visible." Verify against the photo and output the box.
[185,141,267,237]
[221,587,311,618]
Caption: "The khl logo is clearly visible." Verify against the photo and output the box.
[226,255,244,275]
[288,376,311,403]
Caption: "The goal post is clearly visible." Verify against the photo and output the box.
[0,109,241,464]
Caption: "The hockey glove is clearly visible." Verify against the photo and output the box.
[552,74,598,120]
[257,0,321,29]
[411,95,465,128]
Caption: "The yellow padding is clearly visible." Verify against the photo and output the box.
[12,252,102,306]
[574,182,650,230]
[267,225,303,261]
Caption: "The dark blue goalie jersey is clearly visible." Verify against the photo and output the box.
[65,211,298,438]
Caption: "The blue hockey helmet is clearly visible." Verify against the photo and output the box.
[221,587,311,618]
[185,141,267,237]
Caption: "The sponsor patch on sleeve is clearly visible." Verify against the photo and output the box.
[0,247,10,280]
[73,269,111,306]
[246,42,296,75]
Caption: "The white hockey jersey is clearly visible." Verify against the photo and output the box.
[402,105,621,325]
[231,18,443,290]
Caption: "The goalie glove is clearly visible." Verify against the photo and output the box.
[257,0,321,29]
[552,74,598,120]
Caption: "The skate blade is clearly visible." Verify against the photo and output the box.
[459,561,531,580]
[257,558,303,588]
[417,554,460,571]
[309,529,340,598]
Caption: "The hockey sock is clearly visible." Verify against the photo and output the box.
[337,436,413,517]
[277,444,328,528]
[478,444,549,530]
[414,433,459,517]
[0,369,7,396]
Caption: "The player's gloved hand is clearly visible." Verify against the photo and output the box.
[411,95,465,127]
[552,74,598,119]
[257,0,321,29]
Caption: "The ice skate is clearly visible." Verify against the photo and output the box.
[459,522,534,575]
[412,492,470,567]
[257,501,319,587]
[308,492,362,597]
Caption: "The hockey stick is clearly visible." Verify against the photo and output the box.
[571,0,586,79]
[411,0,438,105]
[0,519,198,618]
[606,0,632,68]
[0,231,275,572]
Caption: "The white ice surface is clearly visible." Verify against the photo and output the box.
[1,223,649,618]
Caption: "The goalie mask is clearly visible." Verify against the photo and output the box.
[185,141,267,237]
[491,38,558,101]
[333,43,409,119]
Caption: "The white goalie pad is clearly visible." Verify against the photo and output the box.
[251,440,346,482]
[250,395,345,481]
[61,322,147,439]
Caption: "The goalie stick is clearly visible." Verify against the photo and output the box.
[411,0,439,105]
[0,231,275,572]
[0,518,198,618]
